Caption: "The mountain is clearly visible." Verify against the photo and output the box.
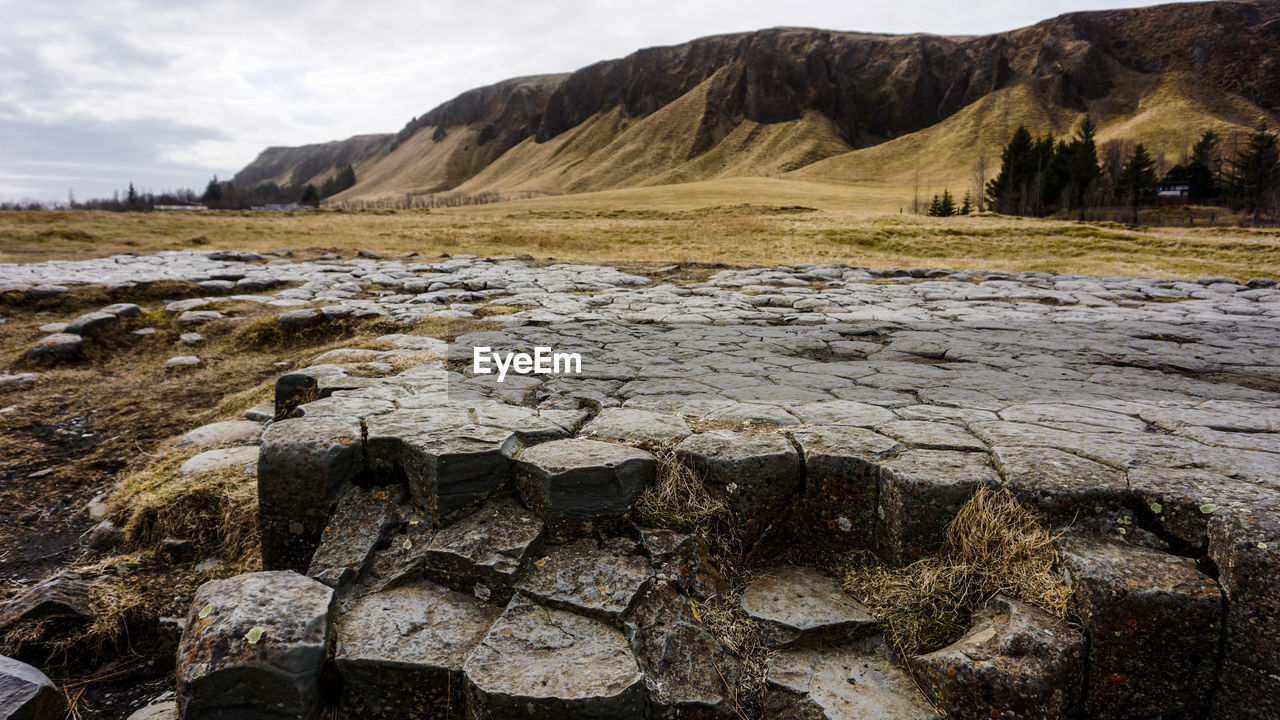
[233,1,1280,204]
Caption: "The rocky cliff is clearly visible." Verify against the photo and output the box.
[234,0,1280,201]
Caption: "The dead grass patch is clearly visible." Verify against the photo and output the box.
[843,487,1071,654]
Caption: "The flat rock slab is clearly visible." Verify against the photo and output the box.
[27,333,82,360]
[992,445,1128,520]
[741,565,874,648]
[65,310,119,336]
[335,581,502,719]
[177,571,334,720]
[1058,535,1222,719]
[174,420,263,449]
[307,485,403,589]
[463,594,646,719]
[0,654,66,720]
[177,446,258,475]
[580,407,692,448]
[910,595,1084,720]
[516,439,656,539]
[516,538,654,622]
[765,639,939,720]
[422,496,544,600]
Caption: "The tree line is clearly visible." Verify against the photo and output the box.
[925,118,1280,224]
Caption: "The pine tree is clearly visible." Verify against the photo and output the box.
[1224,125,1279,221]
[1117,144,1158,222]
[201,176,223,204]
[940,189,956,217]
[960,191,972,215]
[126,182,139,209]
[987,126,1036,214]
[1186,130,1219,190]
[300,184,320,206]
[928,194,943,216]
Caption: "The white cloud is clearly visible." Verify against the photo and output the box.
[0,0,1189,201]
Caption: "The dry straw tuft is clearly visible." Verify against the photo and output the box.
[843,487,1071,654]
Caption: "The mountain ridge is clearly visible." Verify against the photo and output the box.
[233,0,1280,203]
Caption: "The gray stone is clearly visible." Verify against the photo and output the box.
[790,399,896,426]
[27,284,66,299]
[463,594,646,719]
[125,698,177,720]
[516,538,653,622]
[0,373,35,390]
[258,416,364,570]
[242,402,274,422]
[515,439,656,539]
[792,426,902,549]
[177,571,334,720]
[909,595,1084,720]
[36,322,66,333]
[101,302,142,318]
[175,310,224,326]
[1058,536,1221,720]
[174,420,263,449]
[764,638,939,719]
[992,445,1128,520]
[65,310,119,336]
[179,332,205,345]
[0,572,92,642]
[875,420,985,451]
[421,496,544,600]
[177,446,258,475]
[674,430,800,542]
[164,355,201,369]
[0,654,66,720]
[741,565,874,648]
[580,407,692,448]
[625,581,739,719]
[278,308,324,331]
[637,526,726,601]
[85,519,123,551]
[27,333,82,360]
[334,581,502,720]
[876,449,1001,564]
[307,485,403,589]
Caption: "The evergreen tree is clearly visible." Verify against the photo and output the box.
[126,182,139,209]
[300,184,320,206]
[1224,125,1279,220]
[928,194,943,216]
[1117,144,1158,222]
[201,176,223,204]
[1186,130,1219,190]
[986,126,1036,214]
[1063,115,1101,210]
[940,188,955,217]
[960,191,972,215]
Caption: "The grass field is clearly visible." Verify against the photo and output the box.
[2,178,1278,280]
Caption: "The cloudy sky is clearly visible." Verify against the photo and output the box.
[1,0,1179,202]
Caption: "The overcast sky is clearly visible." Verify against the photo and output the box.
[0,0,1184,202]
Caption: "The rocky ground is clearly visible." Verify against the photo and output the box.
[1,249,1278,719]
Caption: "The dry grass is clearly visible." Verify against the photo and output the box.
[636,451,741,567]
[3,182,1279,280]
[843,487,1071,654]
[693,593,772,720]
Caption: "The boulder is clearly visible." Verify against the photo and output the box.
[791,426,902,550]
[278,308,324,331]
[626,581,739,719]
[875,449,1001,565]
[515,439,656,540]
[1058,536,1222,719]
[463,595,646,719]
[0,573,92,646]
[257,416,364,570]
[177,571,334,720]
[909,596,1085,720]
[175,310,224,326]
[740,565,874,648]
[177,446,258,475]
[674,430,800,543]
[64,310,119,336]
[101,302,142,318]
[764,638,939,719]
[0,654,66,720]
[334,582,502,719]
[421,496,544,600]
[26,333,82,360]
[516,538,653,622]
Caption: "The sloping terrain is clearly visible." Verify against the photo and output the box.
[233,1,1280,202]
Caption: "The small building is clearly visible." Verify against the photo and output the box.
[251,203,313,211]
[155,203,207,211]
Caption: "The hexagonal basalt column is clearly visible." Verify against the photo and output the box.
[306,485,403,589]
[177,571,334,720]
[673,430,801,543]
[1058,536,1222,720]
[421,496,545,601]
[463,594,646,719]
[874,449,1001,565]
[791,427,902,550]
[258,416,364,571]
[334,581,503,720]
[909,596,1085,720]
[515,439,656,540]
[365,410,523,526]
[516,538,653,622]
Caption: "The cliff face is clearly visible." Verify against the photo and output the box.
[234,1,1280,200]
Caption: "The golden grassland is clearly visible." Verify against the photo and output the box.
[2,177,1279,280]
